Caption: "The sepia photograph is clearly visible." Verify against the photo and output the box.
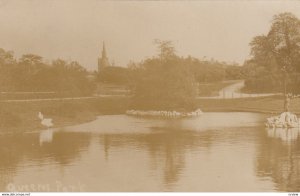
[1,0,300,195]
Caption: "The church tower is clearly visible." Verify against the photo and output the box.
[98,42,111,72]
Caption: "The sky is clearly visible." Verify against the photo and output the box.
[0,0,300,71]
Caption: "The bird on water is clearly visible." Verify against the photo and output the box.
[38,112,53,128]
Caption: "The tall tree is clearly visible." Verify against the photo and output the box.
[268,13,300,71]
[244,12,300,93]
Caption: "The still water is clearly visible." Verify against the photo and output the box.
[1,112,300,192]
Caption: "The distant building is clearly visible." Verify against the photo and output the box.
[98,42,111,72]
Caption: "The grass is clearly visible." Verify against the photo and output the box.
[0,97,129,132]
[1,95,299,132]
[196,95,300,114]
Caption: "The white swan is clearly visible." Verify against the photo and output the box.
[38,112,53,128]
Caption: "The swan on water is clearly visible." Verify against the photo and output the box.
[38,112,53,128]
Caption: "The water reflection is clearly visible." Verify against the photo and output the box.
[38,131,91,165]
[0,130,91,190]
[97,126,258,189]
[39,129,54,145]
[1,113,300,191]
[266,127,300,144]
[99,129,202,187]
[256,127,300,191]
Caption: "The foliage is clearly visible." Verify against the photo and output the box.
[225,65,243,80]
[182,56,226,83]
[243,12,300,93]
[0,49,95,95]
[125,41,244,110]
[130,41,197,111]
[98,66,130,85]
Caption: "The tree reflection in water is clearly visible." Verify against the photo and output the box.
[99,127,215,188]
[0,130,91,191]
[38,131,91,165]
[256,127,300,191]
[4,113,300,191]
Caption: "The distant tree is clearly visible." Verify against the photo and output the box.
[225,65,243,80]
[183,56,227,83]
[0,48,15,65]
[19,54,43,66]
[0,49,95,95]
[50,59,95,95]
[154,39,176,61]
[0,48,15,91]
[98,66,129,85]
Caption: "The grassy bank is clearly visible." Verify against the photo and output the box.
[197,95,300,114]
[1,95,299,132]
[0,97,129,132]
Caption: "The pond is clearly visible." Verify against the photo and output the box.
[1,112,300,192]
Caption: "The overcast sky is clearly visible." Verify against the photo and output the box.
[0,0,300,70]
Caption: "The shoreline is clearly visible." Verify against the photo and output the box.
[1,95,299,132]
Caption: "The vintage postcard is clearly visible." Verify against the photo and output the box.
[0,0,300,194]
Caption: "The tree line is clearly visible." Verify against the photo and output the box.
[96,12,300,97]
[0,49,95,95]
[98,40,242,111]
[98,51,242,86]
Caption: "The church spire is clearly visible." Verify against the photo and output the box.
[98,41,111,72]
[102,41,107,59]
